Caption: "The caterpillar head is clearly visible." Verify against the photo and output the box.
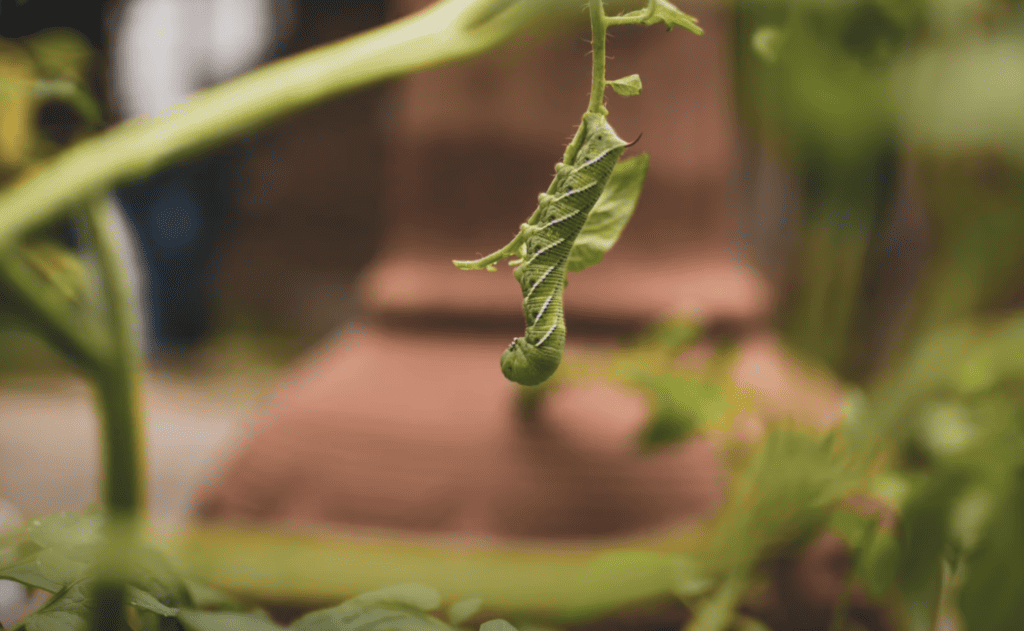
[501,337,561,386]
[575,113,628,166]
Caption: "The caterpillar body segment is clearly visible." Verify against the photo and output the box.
[500,113,630,385]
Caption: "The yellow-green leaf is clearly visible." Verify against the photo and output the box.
[566,154,649,273]
[607,74,641,97]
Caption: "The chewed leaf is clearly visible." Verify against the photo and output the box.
[566,154,649,273]
[608,74,642,97]
[621,0,702,34]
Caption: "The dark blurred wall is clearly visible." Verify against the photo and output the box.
[212,0,390,335]
[0,0,106,45]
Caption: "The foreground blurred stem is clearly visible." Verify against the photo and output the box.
[782,155,895,382]
[0,0,573,248]
[85,195,145,516]
[85,195,144,631]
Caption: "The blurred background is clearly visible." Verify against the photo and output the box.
[0,0,1022,540]
[0,0,391,523]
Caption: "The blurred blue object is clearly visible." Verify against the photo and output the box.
[109,0,284,350]
[115,153,234,349]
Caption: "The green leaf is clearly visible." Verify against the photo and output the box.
[13,581,92,631]
[958,480,1024,631]
[566,154,649,273]
[130,545,192,608]
[622,0,702,34]
[633,318,702,356]
[27,513,101,559]
[750,26,783,64]
[827,507,875,548]
[19,240,91,306]
[0,550,67,593]
[31,79,103,128]
[860,531,899,601]
[177,609,285,631]
[636,406,697,451]
[670,555,713,600]
[479,621,518,631]
[0,547,87,593]
[23,29,93,83]
[620,363,734,450]
[447,598,484,626]
[291,604,448,631]
[607,74,641,97]
[128,586,180,617]
[343,584,442,613]
[684,570,746,631]
[183,579,245,611]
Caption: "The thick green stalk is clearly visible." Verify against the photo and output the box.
[85,196,144,631]
[0,0,569,249]
[85,196,144,516]
[170,523,710,623]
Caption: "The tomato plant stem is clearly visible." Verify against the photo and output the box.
[588,0,608,115]
[0,0,567,249]
[85,196,144,631]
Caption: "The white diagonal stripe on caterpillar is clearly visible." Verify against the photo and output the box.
[541,208,584,230]
[533,293,555,322]
[525,264,557,300]
[578,146,622,170]
[535,318,561,348]
[523,237,566,267]
[552,180,598,203]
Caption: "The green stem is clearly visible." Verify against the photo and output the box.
[85,196,144,516]
[588,0,608,115]
[83,196,143,631]
[170,523,710,623]
[0,0,565,249]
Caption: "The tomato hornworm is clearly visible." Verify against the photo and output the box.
[455,113,635,385]
[454,0,701,386]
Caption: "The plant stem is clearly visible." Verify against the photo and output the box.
[588,0,608,115]
[553,0,608,174]
[84,196,143,631]
[85,196,145,516]
[0,0,566,249]
[170,522,711,623]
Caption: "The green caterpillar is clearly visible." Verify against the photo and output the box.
[500,113,630,385]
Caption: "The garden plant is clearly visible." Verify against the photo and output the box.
[1,0,1024,630]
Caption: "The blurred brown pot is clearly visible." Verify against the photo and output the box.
[195,2,860,627]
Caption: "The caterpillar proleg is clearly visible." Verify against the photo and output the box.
[498,113,631,385]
